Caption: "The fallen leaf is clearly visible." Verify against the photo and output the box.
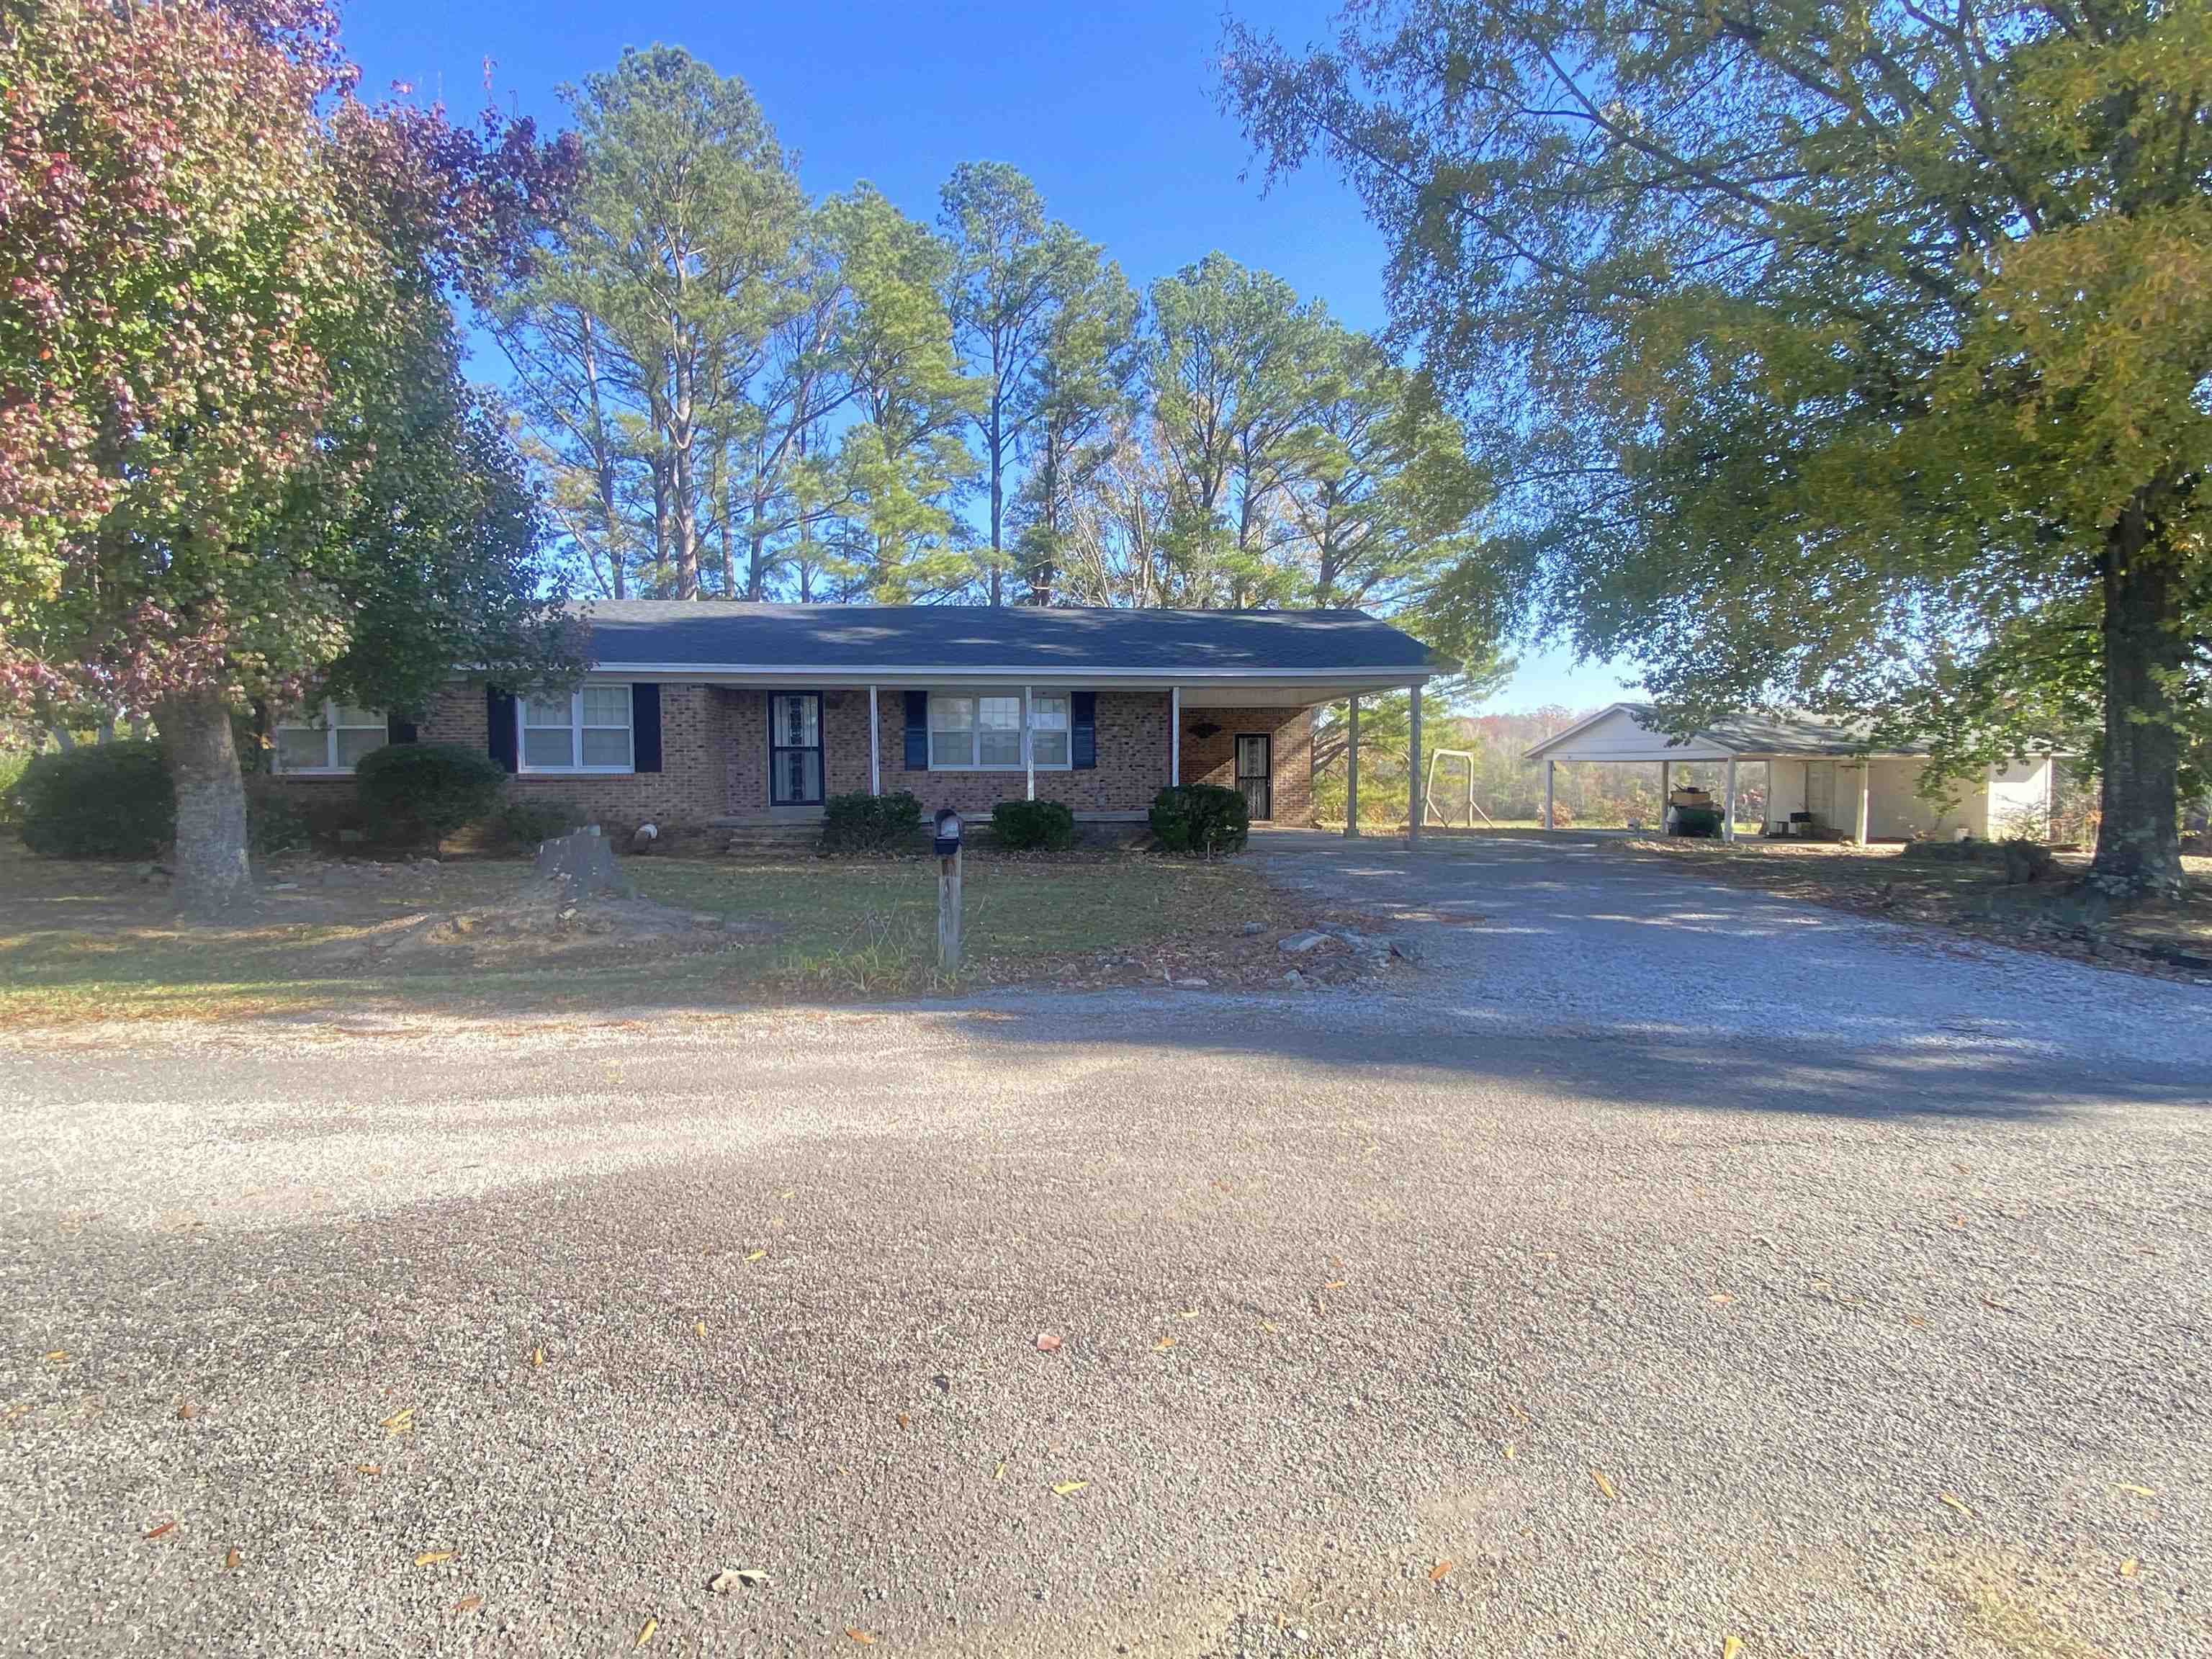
[1502,1442,1517,1461]
[2119,1558,2140,1579]
[1035,1332,1062,1352]
[1947,1215,1966,1230]
[1722,1638,1744,1659]
[778,1189,796,1199]
[845,1629,876,1645]
[1429,1558,1453,1582]
[634,1615,657,1647]
[2113,1483,2157,1498]
[1258,1318,1277,1333]
[1311,1294,1328,1314]
[744,1250,766,1262]
[451,1594,482,1613]
[1938,1493,1973,1519]
[1051,1480,1089,1496]
[1979,1296,2013,1313]
[44,1350,67,1364]
[992,1460,1006,1482]
[1905,1315,1928,1328]
[710,1567,769,1593]
[896,1412,910,1429]
[1177,1307,1199,1319]
[531,1347,544,1367]
[415,1551,454,1567]
[380,1408,415,1435]
[1953,1163,1970,1175]
[1152,1336,1176,1352]
[356,1464,382,1476]
[176,1401,198,1420]
[1709,1292,1736,1305]
[145,1521,176,1540]
[1323,1280,1346,1290]
[1589,1468,1616,1501]
[223,1547,241,1570]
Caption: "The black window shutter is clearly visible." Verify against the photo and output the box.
[902,690,930,770]
[1071,691,1097,770]
[485,686,518,773]
[386,714,418,746]
[631,683,662,773]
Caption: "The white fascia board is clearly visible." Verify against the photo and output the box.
[585,664,1431,688]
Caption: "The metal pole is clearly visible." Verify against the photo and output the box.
[1346,696,1360,839]
[938,845,963,970]
[1168,687,1180,787]
[1023,683,1035,801]
[1545,759,1555,830]
[1724,755,1739,844]
[868,685,881,796]
[1407,683,1423,845]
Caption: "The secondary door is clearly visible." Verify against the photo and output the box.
[1235,733,1272,822]
[768,693,824,806]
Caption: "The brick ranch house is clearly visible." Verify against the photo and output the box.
[269,603,1444,840]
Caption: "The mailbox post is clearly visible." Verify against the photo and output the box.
[933,809,963,970]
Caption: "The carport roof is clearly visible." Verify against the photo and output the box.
[1522,702,1931,763]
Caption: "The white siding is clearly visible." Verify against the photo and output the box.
[1986,757,2054,840]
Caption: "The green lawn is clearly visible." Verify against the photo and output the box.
[0,842,1296,1028]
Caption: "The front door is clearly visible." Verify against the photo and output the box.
[768,693,823,806]
[1235,733,1272,822]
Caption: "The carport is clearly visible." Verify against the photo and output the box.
[1522,704,1871,843]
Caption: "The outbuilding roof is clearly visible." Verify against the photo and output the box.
[1522,702,1930,763]
[576,601,1441,682]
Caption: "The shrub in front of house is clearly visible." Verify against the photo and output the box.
[245,778,311,855]
[494,796,588,851]
[14,742,174,859]
[1148,783,1250,856]
[821,790,923,854]
[992,799,1076,851]
[354,743,506,848]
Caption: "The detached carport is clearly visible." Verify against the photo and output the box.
[1522,704,1889,843]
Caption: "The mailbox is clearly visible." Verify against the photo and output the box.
[932,808,963,857]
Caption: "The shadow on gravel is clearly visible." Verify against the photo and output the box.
[944,1003,2208,1125]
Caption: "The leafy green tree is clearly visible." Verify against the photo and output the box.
[491,47,808,601]
[1011,258,1143,605]
[819,186,981,600]
[1226,0,2212,895]
[940,163,1111,604]
[0,0,575,912]
[1148,253,1329,606]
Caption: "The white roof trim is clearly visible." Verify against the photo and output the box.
[585,663,1429,687]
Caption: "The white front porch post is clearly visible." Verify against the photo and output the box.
[1407,683,1423,845]
[1852,763,1871,845]
[868,685,881,796]
[1345,695,1361,838]
[1723,755,1739,845]
[1659,758,1670,832]
[1544,759,1556,830]
[1023,683,1035,801]
[1168,686,1180,787]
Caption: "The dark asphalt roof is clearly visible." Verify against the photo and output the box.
[1690,709,1931,755]
[576,602,1440,677]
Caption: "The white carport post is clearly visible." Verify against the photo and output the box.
[1407,683,1423,845]
[1659,759,1671,832]
[1544,759,1556,830]
[1852,763,1871,845]
[1023,683,1035,801]
[1345,695,1360,839]
[868,685,881,795]
[1723,755,1739,844]
[1168,686,1180,787]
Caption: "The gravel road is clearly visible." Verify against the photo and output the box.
[1,834,2206,1657]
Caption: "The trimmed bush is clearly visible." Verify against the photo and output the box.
[992,798,1076,851]
[1148,783,1250,856]
[354,742,505,848]
[0,749,29,830]
[821,790,922,855]
[493,795,588,851]
[14,742,174,859]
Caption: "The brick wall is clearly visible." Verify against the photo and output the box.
[1179,706,1315,824]
[271,680,1321,829]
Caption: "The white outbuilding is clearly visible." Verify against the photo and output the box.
[1521,703,2056,843]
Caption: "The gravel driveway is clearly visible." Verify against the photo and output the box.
[2,835,2206,1657]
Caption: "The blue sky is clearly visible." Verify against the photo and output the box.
[342,0,1635,712]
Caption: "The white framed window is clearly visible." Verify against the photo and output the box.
[274,700,386,774]
[927,691,1071,771]
[520,684,633,773]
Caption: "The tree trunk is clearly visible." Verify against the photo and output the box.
[2088,498,2187,898]
[159,690,253,916]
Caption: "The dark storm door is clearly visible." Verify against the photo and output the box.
[768,693,824,806]
[1236,733,1272,822]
